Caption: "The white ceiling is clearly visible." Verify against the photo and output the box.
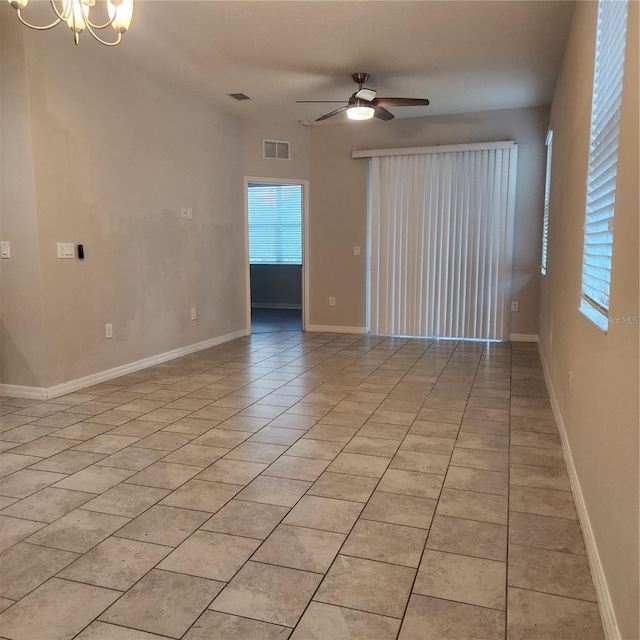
[117,0,574,124]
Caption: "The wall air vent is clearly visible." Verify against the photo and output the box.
[228,93,251,101]
[263,140,290,160]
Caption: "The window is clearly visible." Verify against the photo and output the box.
[248,183,302,264]
[541,130,553,276]
[580,0,628,331]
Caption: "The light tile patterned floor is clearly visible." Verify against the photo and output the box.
[0,332,605,639]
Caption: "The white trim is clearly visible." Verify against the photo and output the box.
[0,384,49,400]
[352,140,517,159]
[306,325,367,334]
[508,333,539,342]
[579,297,609,334]
[0,330,247,401]
[244,177,310,335]
[538,343,620,640]
[303,181,310,333]
[243,182,252,335]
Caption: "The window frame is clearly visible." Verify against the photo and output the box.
[579,0,628,332]
[541,129,553,276]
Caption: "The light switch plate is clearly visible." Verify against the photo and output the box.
[0,241,10,259]
[57,242,75,259]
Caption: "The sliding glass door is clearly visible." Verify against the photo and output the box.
[367,142,518,340]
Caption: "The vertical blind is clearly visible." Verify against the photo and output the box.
[367,144,518,341]
[580,0,628,330]
[248,183,302,264]
[541,130,553,276]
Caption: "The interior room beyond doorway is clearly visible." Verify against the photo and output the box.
[247,180,304,333]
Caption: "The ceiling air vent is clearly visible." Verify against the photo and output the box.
[228,93,251,101]
[263,140,290,160]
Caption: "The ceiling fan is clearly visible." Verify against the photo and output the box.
[297,73,430,122]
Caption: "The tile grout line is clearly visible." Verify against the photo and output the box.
[147,333,407,638]
[245,337,442,637]
[206,337,415,636]
[0,336,595,640]
[390,340,480,639]
[59,331,351,639]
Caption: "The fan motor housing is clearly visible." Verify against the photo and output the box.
[352,72,369,85]
[348,96,373,108]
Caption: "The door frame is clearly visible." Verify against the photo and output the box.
[243,176,310,334]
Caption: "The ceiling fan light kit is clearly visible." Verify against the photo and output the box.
[7,0,134,46]
[297,72,430,123]
[347,101,375,120]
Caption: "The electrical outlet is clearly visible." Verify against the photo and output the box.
[105,323,113,339]
[511,301,519,312]
[569,371,573,397]
[191,308,197,321]
[329,297,336,307]
[353,246,361,256]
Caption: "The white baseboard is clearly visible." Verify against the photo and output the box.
[306,325,368,334]
[0,329,248,401]
[251,303,302,310]
[509,333,539,342]
[0,384,49,400]
[538,344,620,640]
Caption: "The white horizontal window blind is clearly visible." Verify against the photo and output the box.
[367,143,518,341]
[248,183,302,264]
[580,0,628,331]
[541,130,553,276]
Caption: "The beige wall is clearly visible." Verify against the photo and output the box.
[0,11,50,387]
[0,11,246,388]
[540,2,639,638]
[308,106,549,332]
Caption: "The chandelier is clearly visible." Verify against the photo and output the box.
[7,0,134,46]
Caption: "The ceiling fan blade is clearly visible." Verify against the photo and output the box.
[315,105,349,121]
[374,106,394,121]
[296,100,347,104]
[373,97,430,107]
[355,88,376,101]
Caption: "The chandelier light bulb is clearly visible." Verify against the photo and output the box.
[63,0,88,34]
[108,0,133,33]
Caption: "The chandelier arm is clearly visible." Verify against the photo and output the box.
[16,10,61,30]
[86,16,116,29]
[80,0,117,31]
[49,0,67,22]
[84,22,122,46]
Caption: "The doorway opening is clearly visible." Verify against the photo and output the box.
[244,178,308,334]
